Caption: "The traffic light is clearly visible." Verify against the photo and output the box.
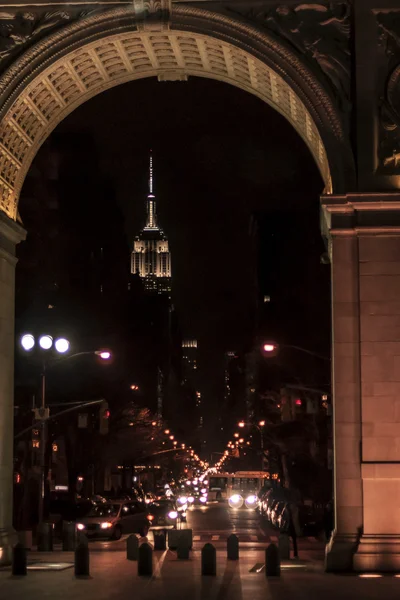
[99,400,110,435]
[32,427,40,449]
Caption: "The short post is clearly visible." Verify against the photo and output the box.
[138,542,153,576]
[37,522,53,552]
[227,534,239,560]
[278,533,290,560]
[12,543,27,576]
[62,521,76,551]
[153,530,167,551]
[126,534,140,560]
[75,541,90,577]
[201,543,216,576]
[265,543,280,577]
[177,537,190,560]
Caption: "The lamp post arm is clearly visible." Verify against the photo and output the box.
[14,398,105,439]
[284,345,330,361]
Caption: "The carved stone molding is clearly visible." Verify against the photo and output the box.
[0,4,355,219]
[133,0,172,31]
[377,11,400,174]
[225,2,351,122]
[0,9,101,72]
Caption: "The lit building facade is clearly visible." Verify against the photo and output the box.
[182,339,202,427]
[131,153,172,295]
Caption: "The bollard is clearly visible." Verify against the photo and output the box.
[278,533,290,560]
[265,543,281,577]
[138,542,153,576]
[227,534,239,560]
[153,530,167,551]
[37,522,53,552]
[126,534,140,560]
[75,542,90,577]
[62,521,76,551]
[12,543,27,576]
[201,543,216,576]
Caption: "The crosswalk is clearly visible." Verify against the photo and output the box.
[191,533,321,545]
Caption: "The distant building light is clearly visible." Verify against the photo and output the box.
[263,295,271,303]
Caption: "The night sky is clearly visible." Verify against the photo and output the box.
[21,76,328,418]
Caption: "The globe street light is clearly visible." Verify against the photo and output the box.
[54,338,70,354]
[39,335,53,350]
[20,334,35,351]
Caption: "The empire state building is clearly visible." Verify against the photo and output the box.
[131,153,172,295]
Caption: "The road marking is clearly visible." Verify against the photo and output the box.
[211,535,220,541]
[270,535,278,542]
[249,562,264,573]
[193,536,200,541]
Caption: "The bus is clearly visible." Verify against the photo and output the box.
[208,471,273,508]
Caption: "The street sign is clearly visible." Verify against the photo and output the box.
[78,413,88,428]
[33,407,50,420]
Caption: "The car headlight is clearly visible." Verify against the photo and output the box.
[77,523,85,531]
[229,494,244,508]
[200,496,207,503]
[201,488,207,494]
[245,495,258,508]
[101,522,113,529]
[168,511,178,519]
[187,496,194,503]
[178,496,187,504]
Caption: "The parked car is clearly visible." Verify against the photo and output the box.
[147,499,181,530]
[76,501,151,540]
[258,488,274,516]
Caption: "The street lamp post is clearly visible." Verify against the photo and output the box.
[20,334,111,523]
[262,342,330,362]
[238,420,265,469]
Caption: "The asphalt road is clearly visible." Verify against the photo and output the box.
[87,502,324,557]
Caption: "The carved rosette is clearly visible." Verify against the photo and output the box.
[377,11,400,173]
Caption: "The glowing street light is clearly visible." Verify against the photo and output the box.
[259,420,266,427]
[233,432,239,438]
[263,343,276,353]
[130,384,139,391]
[54,338,70,354]
[20,334,35,351]
[96,350,111,360]
[239,438,244,444]
[164,429,170,435]
[39,335,53,350]
[238,421,245,428]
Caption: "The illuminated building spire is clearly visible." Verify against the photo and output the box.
[146,150,157,229]
[149,150,153,195]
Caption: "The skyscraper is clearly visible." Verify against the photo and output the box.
[131,152,172,295]
[182,339,202,427]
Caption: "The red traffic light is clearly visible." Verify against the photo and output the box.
[104,409,110,419]
[295,399,302,406]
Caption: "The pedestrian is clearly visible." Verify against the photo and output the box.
[286,502,299,558]
[323,500,334,543]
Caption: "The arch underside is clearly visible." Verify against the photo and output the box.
[0,29,332,221]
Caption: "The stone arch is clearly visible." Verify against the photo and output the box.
[0,5,355,221]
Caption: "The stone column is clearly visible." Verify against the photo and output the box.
[322,196,363,571]
[0,211,26,565]
[322,193,400,572]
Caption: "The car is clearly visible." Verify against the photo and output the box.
[147,499,181,530]
[76,501,152,540]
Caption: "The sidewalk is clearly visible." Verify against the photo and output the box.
[1,548,399,600]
